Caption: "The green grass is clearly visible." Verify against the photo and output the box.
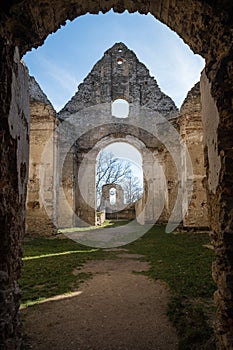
[20,237,116,307]
[125,225,216,350]
[20,224,216,349]
[57,219,130,233]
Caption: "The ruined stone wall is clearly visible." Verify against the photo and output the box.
[100,183,125,212]
[73,150,97,227]
[26,76,57,235]
[58,43,178,227]
[138,144,182,226]
[100,183,136,220]
[135,197,144,225]
[0,1,233,348]
[57,43,210,230]
[59,43,178,120]
[142,148,169,224]
[0,48,30,349]
[56,149,75,228]
[200,71,229,348]
[179,82,209,228]
[161,148,179,223]
[106,202,136,221]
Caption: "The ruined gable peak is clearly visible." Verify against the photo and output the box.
[29,75,53,107]
[180,82,201,115]
[59,42,178,119]
[104,42,137,60]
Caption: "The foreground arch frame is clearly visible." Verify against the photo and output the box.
[0,1,233,348]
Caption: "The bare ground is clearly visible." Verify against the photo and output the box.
[21,251,178,350]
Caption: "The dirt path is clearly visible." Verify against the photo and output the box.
[21,251,178,350]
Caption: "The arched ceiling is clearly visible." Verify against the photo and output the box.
[0,0,232,62]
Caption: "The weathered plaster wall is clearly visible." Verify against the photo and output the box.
[200,72,221,199]
[59,44,177,120]
[100,183,125,212]
[44,43,209,230]
[56,150,75,228]
[74,151,97,227]
[160,149,179,223]
[179,82,209,228]
[0,1,233,348]
[200,70,232,347]
[26,76,57,236]
[0,46,30,349]
[106,203,136,220]
[101,183,136,220]
[58,43,178,227]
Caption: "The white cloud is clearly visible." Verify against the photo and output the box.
[25,53,78,111]
[24,11,205,111]
[130,33,205,108]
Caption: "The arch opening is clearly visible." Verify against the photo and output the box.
[109,187,116,205]
[96,141,143,213]
[2,2,232,348]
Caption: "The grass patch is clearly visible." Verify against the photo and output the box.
[58,219,130,233]
[125,225,216,350]
[20,224,216,349]
[20,237,116,307]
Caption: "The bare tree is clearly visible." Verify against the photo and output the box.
[96,151,143,206]
[122,170,143,204]
[96,151,131,203]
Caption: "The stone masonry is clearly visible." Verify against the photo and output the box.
[57,42,179,227]
[26,75,57,235]
[26,43,209,232]
[100,183,125,212]
[179,82,209,228]
[100,183,135,220]
[0,1,233,348]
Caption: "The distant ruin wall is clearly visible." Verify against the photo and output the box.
[179,82,209,228]
[26,77,57,235]
[26,45,209,234]
[106,203,136,221]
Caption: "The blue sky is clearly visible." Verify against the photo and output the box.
[103,142,143,181]
[24,10,205,180]
[24,10,205,112]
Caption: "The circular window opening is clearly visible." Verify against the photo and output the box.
[118,48,123,53]
[112,99,129,118]
[117,58,123,65]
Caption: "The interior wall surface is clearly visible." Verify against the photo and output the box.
[0,1,233,348]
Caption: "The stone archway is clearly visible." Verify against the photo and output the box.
[55,43,179,230]
[0,2,233,348]
[72,134,166,228]
[101,183,124,210]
